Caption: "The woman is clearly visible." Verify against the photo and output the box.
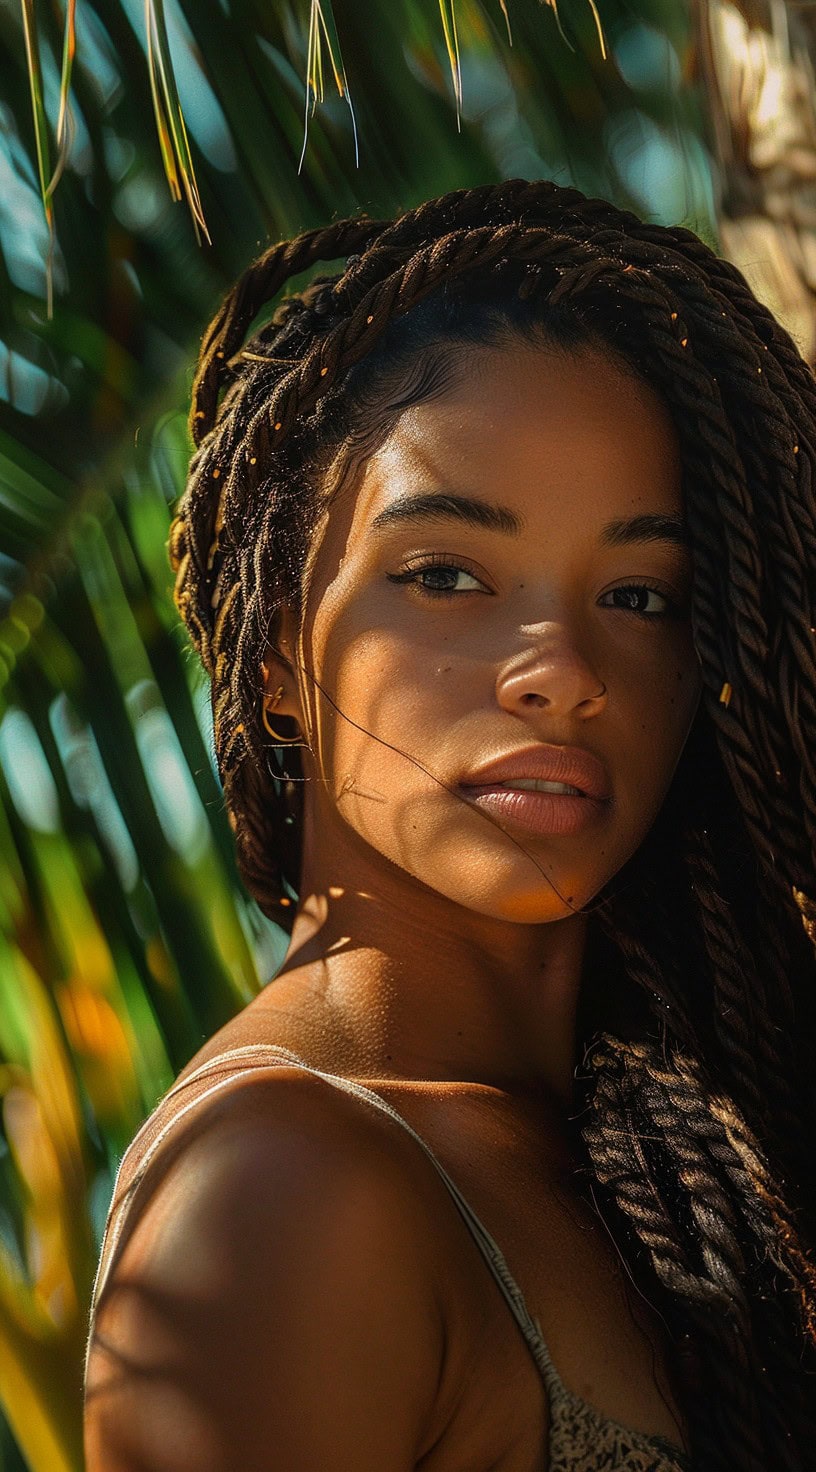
[84,179,816,1471]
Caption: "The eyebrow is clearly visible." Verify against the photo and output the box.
[370,492,522,536]
[600,512,691,550]
[369,492,690,549]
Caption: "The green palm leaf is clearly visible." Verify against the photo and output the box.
[18,0,53,315]
[299,0,359,171]
[438,0,464,125]
[145,0,210,242]
[19,0,77,318]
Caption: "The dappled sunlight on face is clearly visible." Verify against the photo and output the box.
[293,341,702,926]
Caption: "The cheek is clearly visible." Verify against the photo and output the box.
[615,640,703,839]
[306,611,495,887]
[651,638,703,757]
[308,613,455,790]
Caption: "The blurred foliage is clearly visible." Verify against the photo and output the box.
[0,2,716,1467]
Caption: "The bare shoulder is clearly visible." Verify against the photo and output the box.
[85,1064,449,1472]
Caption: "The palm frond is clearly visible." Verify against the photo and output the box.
[299,0,359,172]
[18,0,78,319]
[50,0,76,195]
[439,0,464,129]
[19,0,54,317]
[145,0,210,244]
[541,0,575,53]
[584,0,607,62]
[13,0,618,277]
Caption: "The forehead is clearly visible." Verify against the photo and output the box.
[350,340,682,531]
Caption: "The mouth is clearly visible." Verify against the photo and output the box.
[457,781,611,838]
[458,744,612,803]
[472,778,587,796]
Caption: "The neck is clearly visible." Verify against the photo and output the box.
[274,851,592,1115]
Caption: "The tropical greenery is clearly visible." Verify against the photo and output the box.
[1,1,806,1467]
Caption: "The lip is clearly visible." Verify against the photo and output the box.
[457,786,607,837]
[459,744,612,802]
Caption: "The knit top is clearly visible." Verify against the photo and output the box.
[86,1041,692,1471]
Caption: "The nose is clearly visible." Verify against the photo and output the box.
[496,631,607,719]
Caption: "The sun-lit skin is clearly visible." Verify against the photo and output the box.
[262,340,703,1115]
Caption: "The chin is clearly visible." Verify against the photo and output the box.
[430,873,594,925]
[491,894,588,925]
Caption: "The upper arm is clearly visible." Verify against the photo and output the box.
[84,1072,447,1472]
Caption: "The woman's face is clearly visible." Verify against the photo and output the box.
[278,339,702,925]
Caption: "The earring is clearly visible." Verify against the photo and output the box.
[261,684,303,745]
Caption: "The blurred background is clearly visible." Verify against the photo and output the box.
[0,1,814,1467]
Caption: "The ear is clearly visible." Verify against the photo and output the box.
[260,604,303,724]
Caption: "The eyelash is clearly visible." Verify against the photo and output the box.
[386,556,684,620]
[386,554,484,600]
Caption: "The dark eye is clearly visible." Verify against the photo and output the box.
[387,561,488,598]
[416,565,483,594]
[600,583,679,619]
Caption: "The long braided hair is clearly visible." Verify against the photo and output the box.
[168,179,816,1468]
